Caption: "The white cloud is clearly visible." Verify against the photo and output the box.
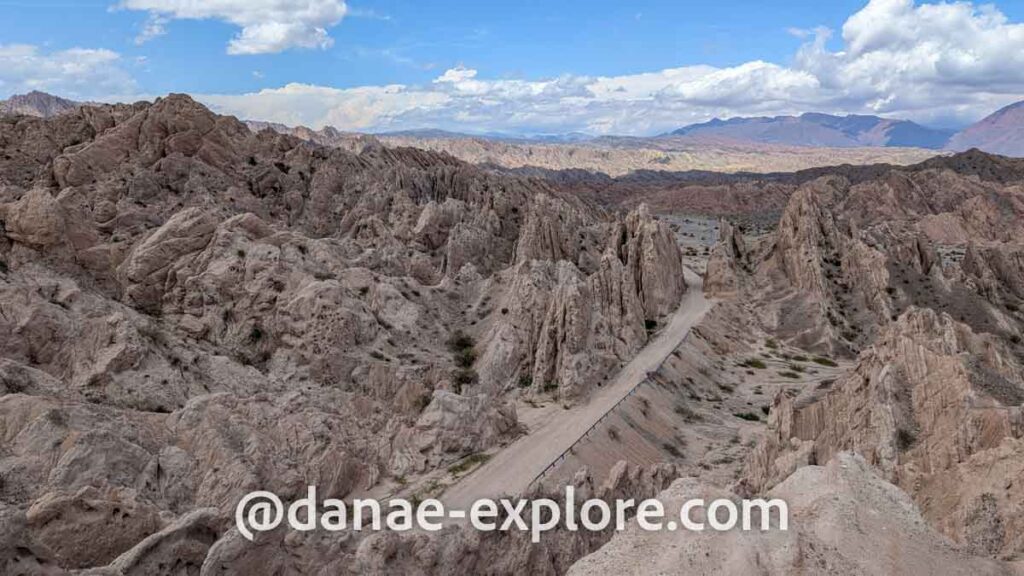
[117,0,348,54]
[193,0,1024,134]
[134,14,168,45]
[0,44,136,100]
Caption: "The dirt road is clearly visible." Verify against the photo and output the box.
[442,268,712,509]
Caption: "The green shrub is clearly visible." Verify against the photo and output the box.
[812,356,838,367]
[448,452,491,475]
[733,412,760,422]
[446,330,475,353]
[454,348,477,368]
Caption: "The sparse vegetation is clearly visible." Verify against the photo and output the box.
[734,411,761,422]
[674,404,702,422]
[741,358,767,369]
[662,442,684,458]
[517,373,533,388]
[454,347,477,368]
[896,428,917,451]
[812,356,838,367]
[446,330,475,353]
[778,370,801,379]
[447,330,479,392]
[448,452,491,475]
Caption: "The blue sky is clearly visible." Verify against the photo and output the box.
[3,0,1024,134]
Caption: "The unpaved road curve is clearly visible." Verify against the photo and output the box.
[443,268,712,509]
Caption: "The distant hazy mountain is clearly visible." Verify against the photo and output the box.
[0,90,80,118]
[378,128,595,143]
[669,113,955,150]
[947,101,1024,157]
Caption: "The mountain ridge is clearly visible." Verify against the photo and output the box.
[668,112,955,149]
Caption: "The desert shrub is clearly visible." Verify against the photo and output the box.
[448,453,491,475]
[446,330,475,353]
[662,442,684,458]
[733,412,760,422]
[454,348,477,368]
[896,428,917,450]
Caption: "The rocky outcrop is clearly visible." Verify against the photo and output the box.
[703,219,748,296]
[614,204,686,319]
[0,187,65,247]
[569,453,1018,575]
[0,94,692,572]
[705,156,1024,356]
[743,308,1024,558]
[478,203,685,399]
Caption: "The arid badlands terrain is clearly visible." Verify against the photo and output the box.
[0,94,1023,575]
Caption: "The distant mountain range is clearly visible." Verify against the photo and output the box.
[668,113,956,149]
[4,90,1024,158]
[0,90,80,118]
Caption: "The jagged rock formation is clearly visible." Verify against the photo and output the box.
[743,308,1024,559]
[703,219,749,296]
[0,94,688,572]
[569,453,1019,575]
[706,151,1024,357]
[695,150,1024,563]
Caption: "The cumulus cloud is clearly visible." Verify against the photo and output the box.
[117,0,348,54]
[192,0,1024,134]
[0,44,136,100]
